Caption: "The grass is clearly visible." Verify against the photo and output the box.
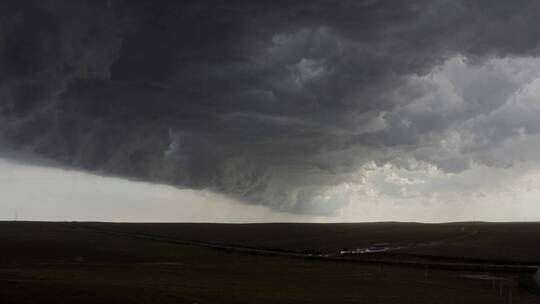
[0,221,538,303]
[79,222,540,262]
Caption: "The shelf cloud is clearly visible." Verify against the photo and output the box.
[2,0,540,215]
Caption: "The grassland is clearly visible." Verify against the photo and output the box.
[0,221,539,303]
[80,222,540,262]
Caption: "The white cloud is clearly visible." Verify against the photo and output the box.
[318,161,540,222]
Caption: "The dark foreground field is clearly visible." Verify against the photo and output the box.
[0,221,539,303]
[82,221,540,262]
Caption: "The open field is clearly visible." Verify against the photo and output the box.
[80,222,540,263]
[0,221,539,303]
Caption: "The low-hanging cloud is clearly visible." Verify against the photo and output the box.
[2,0,540,214]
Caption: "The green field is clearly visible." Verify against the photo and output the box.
[0,222,538,303]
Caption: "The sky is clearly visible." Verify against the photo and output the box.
[1,0,540,222]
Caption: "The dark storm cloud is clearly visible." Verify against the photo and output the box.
[2,0,540,213]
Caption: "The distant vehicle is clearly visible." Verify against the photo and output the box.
[339,249,351,255]
[365,242,389,253]
[340,248,366,255]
